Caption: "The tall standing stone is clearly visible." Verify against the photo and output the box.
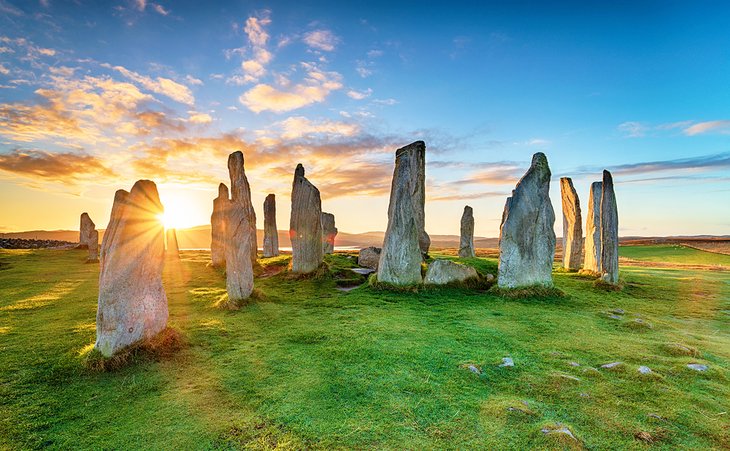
[263,193,279,258]
[401,141,430,257]
[95,180,167,357]
[224,152,255,304]
[321,212,337,254]
[166,228,180,259]
[290,164,323,273]
[497,153,556,288]
[80,212,99,262]
[377,142,424,285]
[600,170,619,284]
[583,181,602,274]
[229,151,257,266]
[459,205,475,258]
[560,177,583,270]
[210,183,229,268]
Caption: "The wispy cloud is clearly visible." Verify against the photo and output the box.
[619,119,730,137]
[608,152,730,175]
[346,88,372,100]
[102,63,195,105]
[684,120,730,136]
[303,29,339,52]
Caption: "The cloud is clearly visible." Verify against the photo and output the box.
[355,60,373,78]
[683,120,730,136]
[526,138,550,146]
[0,64,8,75]
[0,149,115,183]
[607,152,730,176]
[134,0,146,11]
[103,64,195,105]
[303,30,339,52]
[185,75,203,86]
[618,121,646,138]
[236,13,273,83]
[347,88,372,100]
[187,111,212,124]
[152,3,169,15]
[275,116,359,140]
[239,66,343,113]
[0,0,23,16]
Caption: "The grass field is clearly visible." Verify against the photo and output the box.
[619,244,730,267]
[0,247,728,449]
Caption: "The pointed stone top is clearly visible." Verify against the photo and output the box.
[464,205,473,214]
[228,150,244,167]
[395,140,425,158]
[217,183,229,199]
[603,169,613,184]
[113,189,129,203]
[531,152,549,168]
[81,212,90,219]
[265,193,275,201]
[560,177,576,192]
[130,179,161,205]
[295,163,305,178]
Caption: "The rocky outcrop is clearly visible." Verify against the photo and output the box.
[377,142,425,285]
[166,228,180,259]
[358,247,381,269]
[228,151,257,266]
[600,170,619,284]
[210,183,229,268]
[583,181,602,274]
[424,259,478,285]
[224,152,255,304]
[497,153,556,288]
[459,205,475,258]
[290,164,323,273]
[263,193,279,258]
[95,180,168,357]
[321,212,337,254]
[79,212,99,262]
[560,177,583,270]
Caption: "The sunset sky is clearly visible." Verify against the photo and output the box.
[1,1,729,237]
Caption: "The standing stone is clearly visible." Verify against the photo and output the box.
[321,212,337,254]
[166,228,180,259]
[583,181,602,274]
[600,170,619,284]
[80,213,99,262]
[401,141,430,256]
[263,193,279,258]
[95,180,167,357]
[377,142,424,285]
[228,151,257,266]
[560,177,583,270]
[459,205,475,258]
[497,153,556,288]
[290,164,324,273]
[210,183,229,268]
[224,152,255,304]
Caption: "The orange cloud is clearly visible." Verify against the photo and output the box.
[0,149,115,182]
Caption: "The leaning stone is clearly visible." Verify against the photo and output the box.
[166,228,180,259]
[459,205,476,258]
[583,181,602,273]
[358,246,381,270]
[321,212,337,254]
[210,183,229,268]
[290,164,324,274]
[497,153,556,288]
[95,180,168,357]
[687,363,708,372]
[377,142,425,285]
[228,151,257,266]
[424,259,478,285]
[262,193,279,258]
[600,170,619,284]
[560,177,583,270]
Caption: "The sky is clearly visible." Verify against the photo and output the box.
[1,0,729,237]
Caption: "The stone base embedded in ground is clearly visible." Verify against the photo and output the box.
[424,259,478,285]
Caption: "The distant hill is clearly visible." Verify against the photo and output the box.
[1,228,727,251]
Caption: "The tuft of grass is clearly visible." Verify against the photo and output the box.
[662,342,700,357]
[488,284,566,299]
[81,327,186,372]
[593,278,625,291]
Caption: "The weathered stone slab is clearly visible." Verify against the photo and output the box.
[497,152,556,288]
[87,229,99,263]
[377,142,425,285]
[79,212,99,262]
[210,183,229,268]
[321,212,337,254]
[228,151,257,266]
[95,180,167,357]
[600,170,619,284]
[459,205,475,258]
[358,246,381,269]
[224,151,255,304]
[290,164,323,273]
[583,181,602,274]
[424,259,478,285]
[166,228,180,259]
[263,193,279,257]
[560,177,583,270]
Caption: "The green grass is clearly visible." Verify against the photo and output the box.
[0,247,728,449]
[620,244,730,266]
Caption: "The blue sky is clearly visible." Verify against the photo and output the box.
[0,0,728,236]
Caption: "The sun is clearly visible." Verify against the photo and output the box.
[156,185,210,230]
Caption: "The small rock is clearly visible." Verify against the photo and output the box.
[556,373,581,382]
[485,273,495,282]
[629,318,653,329]
[500,357,514,367]
[357,247,381,270]
[541,425,577,441]
[638,366,652,374]
[601,361,623,369]
[579,392,590,398]
[647,413,665,421]
[467,364,481,375]
[568,361,580,367]
[608,314,623,320]
[609,308,625,315]
[350,268,375,275]
[687,363,708,372]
